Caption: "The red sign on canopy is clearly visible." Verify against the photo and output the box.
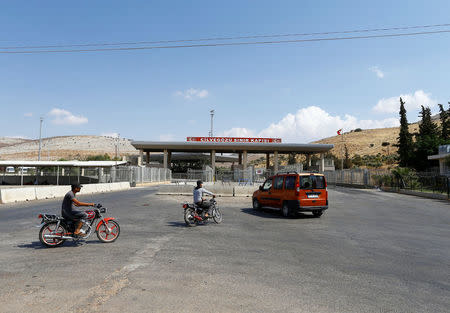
[186,137,282,143]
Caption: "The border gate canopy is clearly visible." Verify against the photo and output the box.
[131,141,333,154]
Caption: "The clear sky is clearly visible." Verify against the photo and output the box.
[1,0,449,143]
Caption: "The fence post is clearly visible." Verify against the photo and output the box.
[447,176,449,199]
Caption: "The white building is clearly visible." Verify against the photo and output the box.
[428,145,450,175]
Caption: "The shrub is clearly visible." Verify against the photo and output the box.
[381,142,390,147]
[354,128,362,132]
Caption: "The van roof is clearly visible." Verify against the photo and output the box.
[275,172,324,177]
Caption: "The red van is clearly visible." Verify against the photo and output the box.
[252,172,328,217]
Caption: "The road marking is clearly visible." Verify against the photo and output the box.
[75,234,173,313]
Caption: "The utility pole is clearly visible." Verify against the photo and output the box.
[209,110,214,137]
[38,117,43,161]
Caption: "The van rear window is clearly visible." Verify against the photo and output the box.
[300,176,326,189]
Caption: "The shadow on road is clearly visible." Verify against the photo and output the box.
[167,221,188,228]
[17,240,88,249]
[241,208,316,219]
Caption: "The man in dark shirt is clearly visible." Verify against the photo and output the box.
[62,183,95,236]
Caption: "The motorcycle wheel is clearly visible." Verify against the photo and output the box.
[184,208,197,227]
[39,222,66,248]
[212,207,223,224]
[96,220,120,243]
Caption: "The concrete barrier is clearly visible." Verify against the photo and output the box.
[157,184,234,197]
[35,186,68,200]
[0,187,36,203]
[234,186,256,197]
[0,182,133,204]
[207,186,234,197]
[158,184,194,195]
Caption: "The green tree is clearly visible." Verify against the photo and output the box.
[396,97,414,167]
[413,106,440,171]
[287,153,297,165]
[438,102,450,142]
[343,145,352,169]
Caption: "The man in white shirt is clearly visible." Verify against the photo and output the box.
[193,180,215,219]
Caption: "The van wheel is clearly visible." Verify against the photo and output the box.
[282,202,290,218]
[252,198,261,210]
[312,210,323,218]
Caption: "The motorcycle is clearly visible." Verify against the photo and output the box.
[183,197,223,227]
[37,205,120,247]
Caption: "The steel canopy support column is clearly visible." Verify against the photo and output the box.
[146,151,150,165]
[21,167,24,186]
[266,153,270,169]
[238,152,242,165]
[320,153,325,173]
[139,149,144,166]
[56,166,59,185]
[211,150,216,181]
[243,151,248,170]
[274,151,279,174]
[306,154,312,168]
[163,149,168,169]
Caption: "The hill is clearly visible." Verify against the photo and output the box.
[0,135,138,160]
[312,117,443,159]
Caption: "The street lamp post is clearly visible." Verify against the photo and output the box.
[209,110,214,137]
[38,117,43,161]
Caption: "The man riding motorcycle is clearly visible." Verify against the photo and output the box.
[61,183,99,236]
[193,180,215,220]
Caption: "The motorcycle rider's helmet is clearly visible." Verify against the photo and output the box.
[196,180,203,187]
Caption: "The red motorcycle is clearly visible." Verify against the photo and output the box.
[37,205,120,247]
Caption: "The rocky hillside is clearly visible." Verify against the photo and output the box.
[312,121,439,158]
[0,135,138,160]
[0,137,31,148]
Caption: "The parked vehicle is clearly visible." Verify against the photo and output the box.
[37,205,120,247]
[183,198,223,227]
[6,166,15,173]
[252,172,328,218]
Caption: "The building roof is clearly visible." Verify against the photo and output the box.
[428,152,450,160]
[131,141,333,154]
[149,152,238,162]
[0,160,127,167]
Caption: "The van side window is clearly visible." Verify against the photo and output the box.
[273,176,284,190]
[262,178,272,191]
[284,176,296,190]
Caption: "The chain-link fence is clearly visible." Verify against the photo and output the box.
[108,166,171,185]
[324,169,449,198]
[1,166,171,186]
[324,169,391,187]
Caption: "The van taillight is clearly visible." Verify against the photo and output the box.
[295,182,300,193]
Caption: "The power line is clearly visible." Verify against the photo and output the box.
[1,23,450,50]
[1,29,449,54]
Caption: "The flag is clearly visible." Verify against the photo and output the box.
[337,129,342,135]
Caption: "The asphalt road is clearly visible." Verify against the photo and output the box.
[0,186,449,313]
